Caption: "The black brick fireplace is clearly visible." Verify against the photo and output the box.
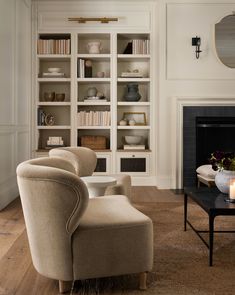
[183,106,235,187]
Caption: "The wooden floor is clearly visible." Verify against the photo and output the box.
[0,187,181,295]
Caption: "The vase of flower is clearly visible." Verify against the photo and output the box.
[215,170,235,194]
[210,151,235,193]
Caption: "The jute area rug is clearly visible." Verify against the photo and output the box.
[72,200,235,295]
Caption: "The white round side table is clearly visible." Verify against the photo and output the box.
[81,176,117,198]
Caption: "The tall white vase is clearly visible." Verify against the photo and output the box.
[215,170,235,194]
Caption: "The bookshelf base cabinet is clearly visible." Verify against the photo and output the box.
[33,1,156,183]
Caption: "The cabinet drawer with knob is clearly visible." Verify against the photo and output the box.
[116,152,150,176]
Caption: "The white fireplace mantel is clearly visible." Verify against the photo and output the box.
[171,96,235,189]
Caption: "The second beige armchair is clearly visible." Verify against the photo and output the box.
[49,147,132,200]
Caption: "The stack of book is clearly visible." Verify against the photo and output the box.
[45,137,64,149]
[37,39,71,54]
[77,111,110,126]
[84,96,107,102]
[77,59,92,78]
[121,72,143,78]
[123,39,150,54]
[37,108,46,125]
[123,144,145,150]
[42,72,65,78]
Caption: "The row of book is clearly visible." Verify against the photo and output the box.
[123,39,150,54]
[37,39,71,55]
[132,39,150,54]
[77,59,92,78]
[77,111,110,126]
[38,108,46,125]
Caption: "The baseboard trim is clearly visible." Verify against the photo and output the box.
[0,179,19,210]
[131,176,156,186]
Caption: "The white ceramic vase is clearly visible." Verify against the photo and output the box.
[87,41,102,54]
[215,170,235,194]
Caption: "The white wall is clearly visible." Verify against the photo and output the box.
[156,0,235,188]
[0,0,31,210]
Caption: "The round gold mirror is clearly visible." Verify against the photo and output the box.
[215,14,235,68]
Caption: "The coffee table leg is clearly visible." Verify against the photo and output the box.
[209,214,215,266]
[184,193,187,231]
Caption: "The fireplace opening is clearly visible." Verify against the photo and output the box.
[183,106,235,187]
[196,116,235,168]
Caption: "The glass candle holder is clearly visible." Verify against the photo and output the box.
[229,179,235,200]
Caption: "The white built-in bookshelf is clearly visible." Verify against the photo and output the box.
[34,31,153,176]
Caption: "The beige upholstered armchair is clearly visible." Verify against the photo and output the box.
[16,157,153,293]
[49,147,132,200]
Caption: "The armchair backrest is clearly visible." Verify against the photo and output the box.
[16,157,89,281]
[49,147,97,177]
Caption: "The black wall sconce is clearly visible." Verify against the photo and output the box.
[192,36,202,59]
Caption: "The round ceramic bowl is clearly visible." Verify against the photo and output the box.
[55,93,65,101]
[44,92,55,102]
[48,67,61,73]
[125,135,142,145]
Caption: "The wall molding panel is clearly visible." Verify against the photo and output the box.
[166,2,235,80]
[0,0,31,210]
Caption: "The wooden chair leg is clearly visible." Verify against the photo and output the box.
[59,280,72,293]
[139,272,147,290]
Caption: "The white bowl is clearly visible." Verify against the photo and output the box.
[125,135,142,145]
[48,67,61,73]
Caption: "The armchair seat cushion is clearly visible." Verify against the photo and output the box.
[72,195,153,280]
[104,174,131,200]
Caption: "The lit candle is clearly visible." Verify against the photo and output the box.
[229,182,235,199]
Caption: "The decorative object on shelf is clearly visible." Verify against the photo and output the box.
[83,89,106,101]
[124,135,145,150]
[87,87,97,97]
[44,92,55,102]
[123,42,132,54]
[55,93,65,102]
[87,41,102,54]
[48,67,61,73]
[46,136,64,149]
[85,60,92,77]
[78,59,93,78]
[96,91,104,98]
[119,119,127,126]
[210,151,235,193]
[68,17,118,24]
[45,114,55,126]
[37,108,46,125]
[192,36,202,59]
[42,68,65,78]
[123,112,147,126]
[121,69,143,78]
[80,135,107,150]
[96,71,105,78]
[129,119,136,126]
[122,39,150,54]
[124,83,141,102]
[125,135,142,145]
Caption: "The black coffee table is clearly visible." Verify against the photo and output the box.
[184,187,235,266]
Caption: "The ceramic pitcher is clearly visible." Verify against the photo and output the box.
[87,41,102,54]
